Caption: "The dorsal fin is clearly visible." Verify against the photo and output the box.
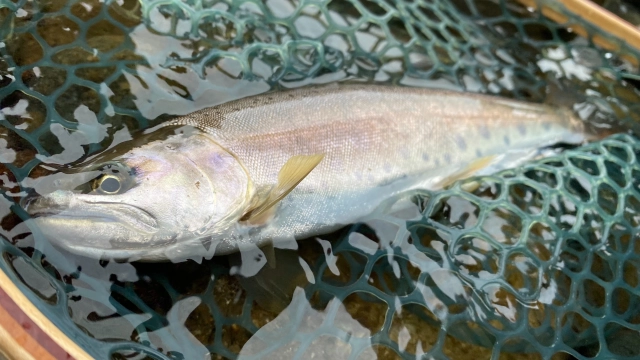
[241,154,324,222]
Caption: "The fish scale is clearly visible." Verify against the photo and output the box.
[164,84,589,250]
[170,84,583,188]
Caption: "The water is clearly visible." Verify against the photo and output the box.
[1,0,640,359]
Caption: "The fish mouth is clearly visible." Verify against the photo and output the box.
[24,193,159,234]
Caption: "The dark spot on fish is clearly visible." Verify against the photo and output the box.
[288,93,295,98]
[504,135,510,145]
[476,149,482,157]
[326,247,332,255]
[407,237,413,244]
[254,254,263,262]
[267,96,274,100]
[478,125,490,139]
[70,295,82,301]
[455,135,467,151]
[517,124,527,135]
[195,181,200,189]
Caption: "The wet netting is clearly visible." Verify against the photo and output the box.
[1,0,640,359]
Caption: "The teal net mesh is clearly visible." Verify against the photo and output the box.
[1,0,640,359]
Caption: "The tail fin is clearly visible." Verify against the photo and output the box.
[545,76,627,139]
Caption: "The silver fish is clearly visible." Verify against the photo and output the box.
[23,84,589,261]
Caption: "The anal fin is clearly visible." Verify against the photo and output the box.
[435,155,497,189]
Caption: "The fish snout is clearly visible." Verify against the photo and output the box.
[21,191,71,217]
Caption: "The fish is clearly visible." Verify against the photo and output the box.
[22,83,591,262]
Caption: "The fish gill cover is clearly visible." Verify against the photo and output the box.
[0,0,639,359]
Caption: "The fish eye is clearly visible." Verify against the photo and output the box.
[95,175,122,194]
[73,162,134,195]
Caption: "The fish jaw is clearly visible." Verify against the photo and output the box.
[29,217,159,259]
[26,190,159,234]
[25,190,167,258]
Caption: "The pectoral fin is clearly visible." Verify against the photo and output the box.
[242,154,324,222]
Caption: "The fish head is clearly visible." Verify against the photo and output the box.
[22,127,251,260]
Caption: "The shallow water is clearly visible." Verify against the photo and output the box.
[1,0,640,359]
